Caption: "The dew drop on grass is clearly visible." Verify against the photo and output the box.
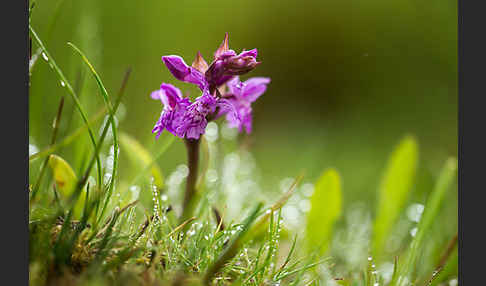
[41,52,48,61]
[29,144,38,156]
[104,173,112,184]
[368,256,373,261]
[410,227,418,237]
[206,169,218,183]
[187,229,196,237]
[407,203,424,222]
[60,80,65,87]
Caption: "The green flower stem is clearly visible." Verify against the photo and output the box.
[180,138,201,223]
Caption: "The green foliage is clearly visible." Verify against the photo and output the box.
[392,157,457,286]
[119,132,164,188]
[373,135,419,257]
[48,154,86,218]
[306,168,342,255]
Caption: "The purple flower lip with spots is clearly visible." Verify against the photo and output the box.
[152,33,269,140]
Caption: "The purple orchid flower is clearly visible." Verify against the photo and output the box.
[222,76,271,133]
[152,33,269,140]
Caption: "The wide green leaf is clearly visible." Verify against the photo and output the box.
[372,135,418,257]
[307,168,342,254]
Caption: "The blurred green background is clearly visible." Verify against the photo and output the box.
[29,0,456,241]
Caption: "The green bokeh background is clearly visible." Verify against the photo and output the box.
[29,0,456,230]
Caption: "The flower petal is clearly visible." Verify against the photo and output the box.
[159,83,183,109]
[239,48,258,58]
[162,55,208,91]
[225,76,241,95]
[241,77,271,102]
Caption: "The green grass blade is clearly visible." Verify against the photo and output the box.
[119,132,164,188]
[307,168,342,255]
[373,135,419,257]
[203,203,264,285]
[127,134,176,187]
[29,106,108,162]
[30,96,65,201]
[67,42,120,224]
[394,157,457,285]
[29,25,103,187]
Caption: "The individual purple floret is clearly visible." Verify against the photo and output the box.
[151,83,191,138]
[221,76,271,133]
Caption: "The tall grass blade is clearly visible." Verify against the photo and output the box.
[29,25,103,187]
[392,157,457,286]
[67,42,121,224]
[31,96,65,201]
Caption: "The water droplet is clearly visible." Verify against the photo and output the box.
[41,52,48,61]
[60,80,65,87]
[407,203,425,222]
[187,229,196,237]
[29,144,38,156]
[368,256,373,261]
[103,173,112,184]
[410,227,418,237]
[206,169,218,183]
